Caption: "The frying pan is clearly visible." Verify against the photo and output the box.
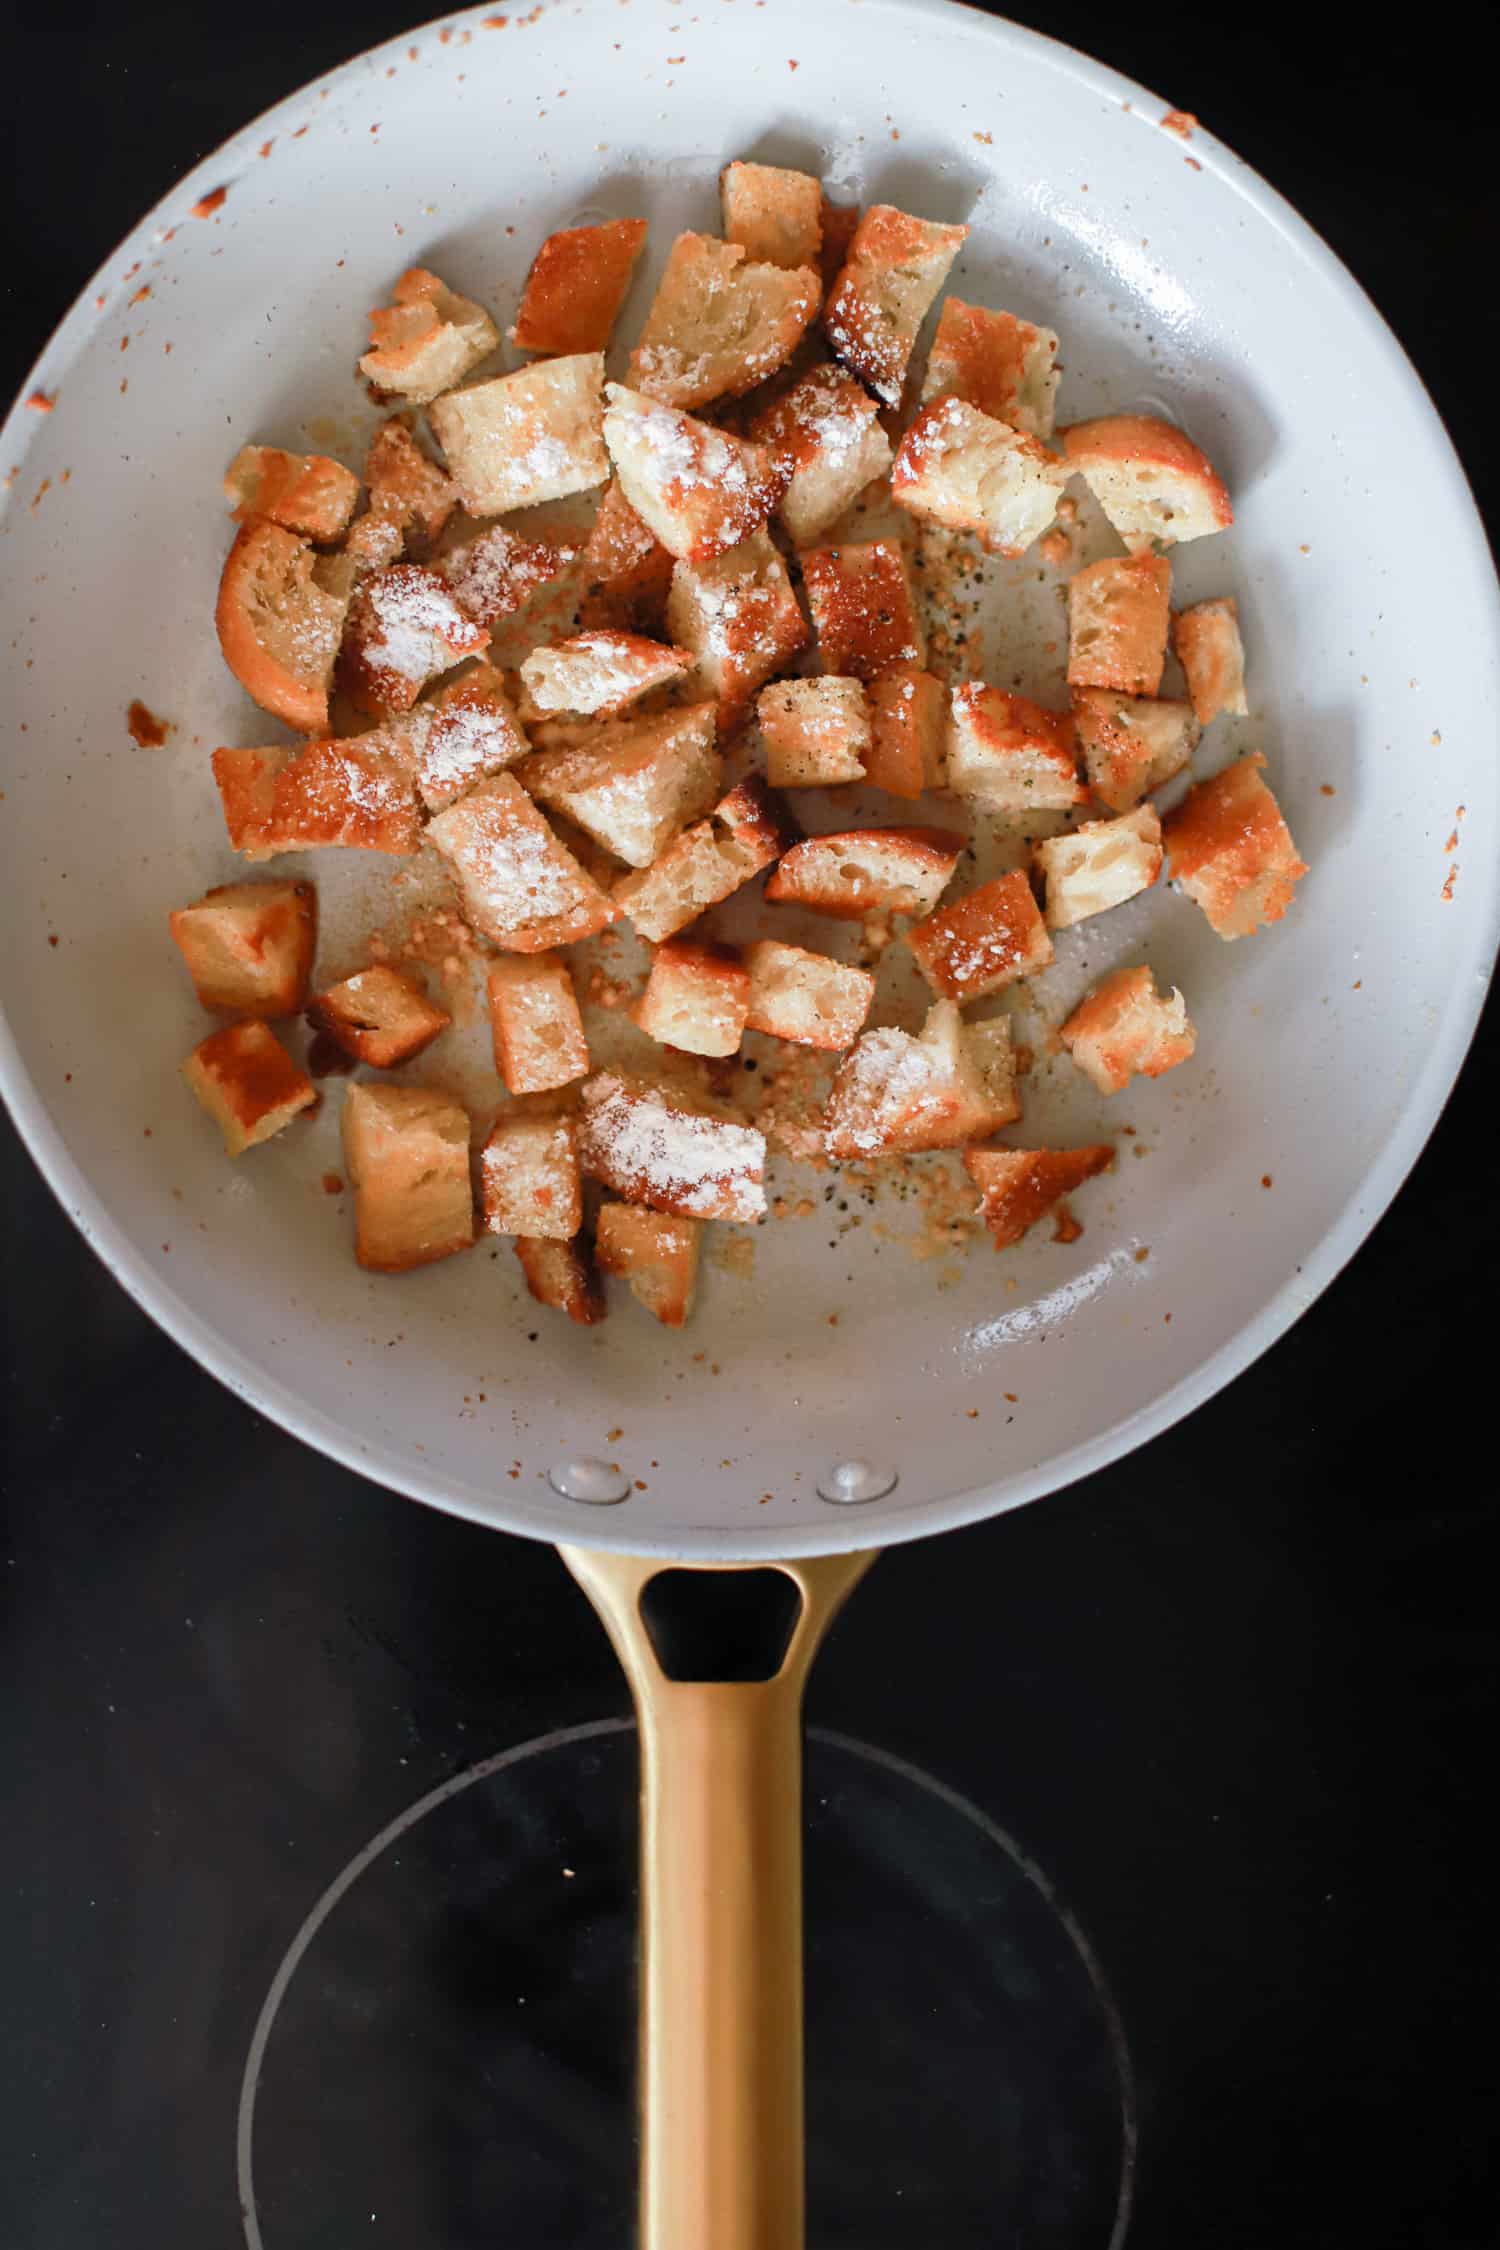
[3,2,1496,2242]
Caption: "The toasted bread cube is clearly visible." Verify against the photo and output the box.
[636,940,750,1057]
[307,964,450,1069]
[403,662,530,813]
[429,354,608,516]
[514,1233,607,1324]
[518,702,721,869]
[596,1203,701,1326]
[579,480,676,634]
[1171,597,1248,725]
[510,217,648,354]
[865,665,947,799]
[426,772,618,951]
[666,528,807,736]
[1061,965,1196,1095]
[1164,754,1306,939]
[225,446,359,541]
[1072,688,1200,812]
[520,630,693,718]
[758,677,870,788]
[365,418,458,548]
[1061,415,1233,553]
[1034,806,1163,930]
[213,736,420,860]
[216,521,349,734]
[750,364,894,548]
[182,1020,317,1156]
[603,385,786,564]
[919,298,1060,440]
[613,775,799,941]
[341,1082,474,1272]
[905,868,1053,1002]
[169,879,316,1017]
[442,523,578,630]
[743,941,875,1050]
[964,1144,1114,1249]
[766,826,963,920]
[721,162,823,270]
[578,1072,766,1221]
[628,232,819,409]
[802,540,926,680]
[341,563,489,718]
[892,399,1066,558]
[487,953,589,1094]
[479,1112,583,1240]
[823,204,967,407]
[1067,554,1171,697]
[946,684,1084,813]
[359,267,499,405]
[824,1000,1018,1158]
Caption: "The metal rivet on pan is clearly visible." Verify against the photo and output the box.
[816,1460,898,1506]
[548,1459,632,1505]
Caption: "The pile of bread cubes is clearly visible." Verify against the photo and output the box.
[173,159,1307,1330]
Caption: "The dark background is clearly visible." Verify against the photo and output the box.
[2,6,1495,2246]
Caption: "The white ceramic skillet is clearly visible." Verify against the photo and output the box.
[2,5,1496,2243]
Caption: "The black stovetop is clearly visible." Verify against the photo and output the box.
[2,6,1496,2245]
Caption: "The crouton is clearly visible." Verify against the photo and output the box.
[441,523,577,632]
[487,953,589,1094]
[212,736,421,860]
[1033,805,1163,929]
[307,964,450,1069]
[1171,597,1249,725]
[359,267,500,405]
[1163,753,1306,939]
[341,563,489,718]
[578,1072,767,1221]
[429,354,608,516]
[749,364,894,547]
[721,162,823,270]
[905,868,1054,1002]
[757,676,870,788]
[823,204,967,406]
[665,527,807,735]
[596,1202,702,1325]
[403,662,531,813]
[802,540,926,679]
[479,1112,583,1240]
[892,399,1067,557]
[425,771,618,951]
[1061,965,1196,1095]
[919,298,1060,440]
[766,826,963,920]
[628,232,819,409]
[518,701,721,869]
[1060,415,1233,553]
[514,1233,607,1324]
[520,630,693,718]
[215,521,350,734]
[1071,688,1201,812]
[1067,554,1172,697]
[225,446,359,542]
[603,385,786,564]
[635,939,750,1057]
[364,418,458,549]
[743,940,875,1050]
[341,1082,475,1272]
[823,1000,1018,1158]
[168,879,316,1017]
[865,665,947,799]
[946,684,1085,812]
[613,774,798,941]
[964,1144,1114,1249]
[510,217,648,354]
[182,1020,318,1156]
[818,199,861,290]
[578,480,676,634]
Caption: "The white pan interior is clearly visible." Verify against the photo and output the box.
[1,0,1495,1557]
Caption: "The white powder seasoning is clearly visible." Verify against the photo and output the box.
[356,566,479,686]
[426,777,593,939]
[578,1074,766,1222]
